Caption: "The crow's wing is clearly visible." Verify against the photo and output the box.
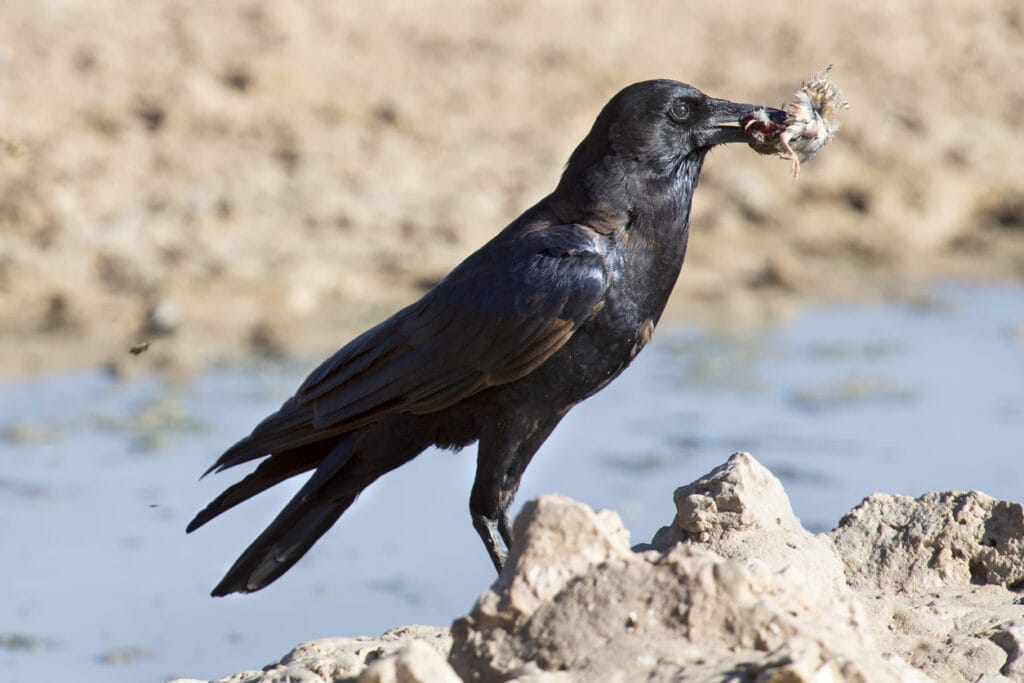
[303,224,609,422]
[206,223,609,474]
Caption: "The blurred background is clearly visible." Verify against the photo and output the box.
[1,2,1022,682]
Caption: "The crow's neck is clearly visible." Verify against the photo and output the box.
[549,152,706,242]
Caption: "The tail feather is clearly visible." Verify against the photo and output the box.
[194,412,430,595]
[186,441,332,533]
[203,436,363,596]
[211,493,356,595]
[203,396,322,477]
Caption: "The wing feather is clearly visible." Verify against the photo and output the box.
[210,223,609,472]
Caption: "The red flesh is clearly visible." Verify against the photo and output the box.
[739,112,786,144]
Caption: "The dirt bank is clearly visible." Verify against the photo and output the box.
[2,1,1023,377]
[169,452,1024,682]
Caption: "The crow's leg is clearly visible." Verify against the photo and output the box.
[470,410,567,572]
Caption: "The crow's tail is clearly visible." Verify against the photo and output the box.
[191,413,431,595]
[210,490,357,596]
[190,434,362,596]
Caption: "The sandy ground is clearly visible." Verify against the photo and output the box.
[1,1,1023,378]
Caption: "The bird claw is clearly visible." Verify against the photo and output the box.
[473,513,508,573]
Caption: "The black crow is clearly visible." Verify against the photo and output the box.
[188,80,784,595]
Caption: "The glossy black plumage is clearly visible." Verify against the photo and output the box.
[188,80,782,596]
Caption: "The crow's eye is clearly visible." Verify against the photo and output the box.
[668,99,693,123]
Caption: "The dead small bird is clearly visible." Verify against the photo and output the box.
[742,65,848,177]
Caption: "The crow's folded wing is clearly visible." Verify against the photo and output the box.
[206,223,608,474]
[301,223,609,425]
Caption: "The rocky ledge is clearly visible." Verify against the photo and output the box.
[172,453,1024,683]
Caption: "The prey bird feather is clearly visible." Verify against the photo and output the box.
[188,77,834,596]
[742,65,848,177]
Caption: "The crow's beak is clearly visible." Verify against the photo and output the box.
[701,98,786,146]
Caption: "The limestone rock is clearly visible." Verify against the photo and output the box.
[169,625,451,683]
[358,639,460,683]
[829,490,1024,594]
[449,462,927,682]
[649,452,851,598]
[474,495,632,630]
[992,620,1024,680]
[655,451,801,539]
[828,492,1024,682]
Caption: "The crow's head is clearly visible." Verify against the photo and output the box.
[557,80,784,206]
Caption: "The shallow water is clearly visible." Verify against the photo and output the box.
[1,283,1022,683]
